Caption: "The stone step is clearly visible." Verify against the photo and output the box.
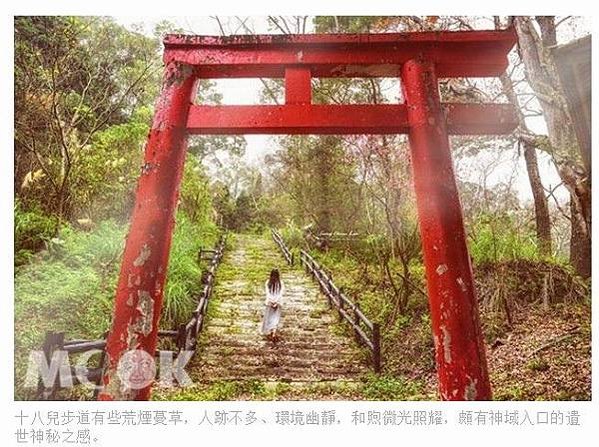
[194,355,363,372]
[215,291,321,299]
[209,307,328,316]
[198,338,356,351]
[201,323,354,346]
[206,307,335,318]
[196,355,362,370]
[205,320,335,331]
[213,293,321,299]
[205,319,344,332]
[198,346,363,361]
[189,365,365,382]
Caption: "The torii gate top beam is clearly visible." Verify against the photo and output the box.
[161,29,518,136]
[163,29,517,78]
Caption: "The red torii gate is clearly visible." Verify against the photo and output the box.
[98,29,518,401]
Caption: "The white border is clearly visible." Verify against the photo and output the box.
[2,2,597,446]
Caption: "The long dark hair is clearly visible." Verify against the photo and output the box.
[268,269,281,294]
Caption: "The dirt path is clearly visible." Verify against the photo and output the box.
[153,233,369,400]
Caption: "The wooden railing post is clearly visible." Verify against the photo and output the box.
[37,331,65,399]
[175,324,186,352]
[338,287,345,321]
[372,323,381,373]
[323,277,331,307]
[272,229,294,266]
[353,303,362,343]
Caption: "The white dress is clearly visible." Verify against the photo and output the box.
[261,280,284,335]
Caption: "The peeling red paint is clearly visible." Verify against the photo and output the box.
[163,30,516,79]
[98,61,197,401]
[401,58,492,400]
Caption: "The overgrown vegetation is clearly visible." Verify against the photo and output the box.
[13,17,230,398]
[14,212,218,399]
[154,374,428,401]
[14,200,59,266]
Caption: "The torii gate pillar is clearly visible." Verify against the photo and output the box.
[402,59,491,400]
[98,62,197,400]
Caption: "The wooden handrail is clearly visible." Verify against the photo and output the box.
[271,228,294,266]
[299,249,381,372]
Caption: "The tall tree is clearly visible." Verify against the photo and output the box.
[14,17,159,222]
[513,16,590,277]
[492,16,553,256]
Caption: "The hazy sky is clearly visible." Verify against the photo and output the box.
[114,16,584,204]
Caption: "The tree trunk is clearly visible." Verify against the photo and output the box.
[496,67,552,257]
[570,200,591,278]
[523,142,552,256]
[514,16,590,277]
[316,136,334,234]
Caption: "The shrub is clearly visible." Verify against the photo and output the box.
[14,200,58,266]
[468,213,538,263]
[162,214,218,326]
[48,220,125,268]
[14,221,123,399]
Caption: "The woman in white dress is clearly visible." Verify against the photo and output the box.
[261,269,284,341]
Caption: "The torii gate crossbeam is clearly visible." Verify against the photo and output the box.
[98,29,518,401]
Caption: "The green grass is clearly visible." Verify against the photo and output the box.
[360,373,425,400]
[14,221,121,399]
[467,213,541,264]
[153,375,427,401]
[493,384,526,401]
[526,358,550,372]
[154,379,270,401]
[161,215,218,326]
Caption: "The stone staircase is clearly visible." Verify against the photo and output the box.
[153,233,368,399]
